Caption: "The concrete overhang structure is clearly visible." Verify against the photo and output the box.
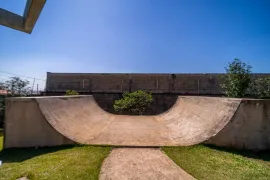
[0,0,46,34]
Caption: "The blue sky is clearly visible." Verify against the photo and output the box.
[0,0,270,90]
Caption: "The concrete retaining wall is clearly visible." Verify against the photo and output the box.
[206,99,270,150]
[4,98,74,148]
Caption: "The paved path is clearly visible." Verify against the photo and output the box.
[99,148,196,180]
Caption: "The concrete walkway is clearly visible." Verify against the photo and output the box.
[99,148,195,180]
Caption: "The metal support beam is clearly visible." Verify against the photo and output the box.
[0,0,46,34]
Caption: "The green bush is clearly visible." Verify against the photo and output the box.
[65,90,79,95]
[250,77,270,99]
[113,90,153,115]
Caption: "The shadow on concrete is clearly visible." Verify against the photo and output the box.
[205,144,270,164]
[0,145,77,163]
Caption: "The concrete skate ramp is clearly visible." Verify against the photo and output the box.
[35,96,240,146]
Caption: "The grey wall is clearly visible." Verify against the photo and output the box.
[45,73,270,95]
[205,99,270,150]
[4,98,74,148]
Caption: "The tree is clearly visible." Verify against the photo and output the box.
[0,81,7,90]
[5,77,31,96]
[220,58,252,98]
[66,90,79,95]
[114,90,153,115]
[250,77,270,99]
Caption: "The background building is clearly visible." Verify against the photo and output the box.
[45,72,270,95]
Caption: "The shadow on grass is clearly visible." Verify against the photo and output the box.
[204,144,270,163]
[0,145,78,163]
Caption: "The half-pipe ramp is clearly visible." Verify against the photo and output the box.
[5,95,242,148]
[37,96,240,146]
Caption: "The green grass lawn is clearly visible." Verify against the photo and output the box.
[162,145,270,180]
[0,129,111,180]
[1,128,270,180]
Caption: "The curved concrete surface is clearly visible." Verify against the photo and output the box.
[35,95,240,146]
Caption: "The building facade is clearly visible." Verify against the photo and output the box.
[45,72,270,95]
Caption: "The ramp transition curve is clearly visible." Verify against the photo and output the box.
[35,95,240,146]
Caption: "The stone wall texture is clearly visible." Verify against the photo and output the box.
[45,73,270,95]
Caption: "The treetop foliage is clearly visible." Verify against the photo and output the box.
[220,58,252,98]
[114,90,153,115]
